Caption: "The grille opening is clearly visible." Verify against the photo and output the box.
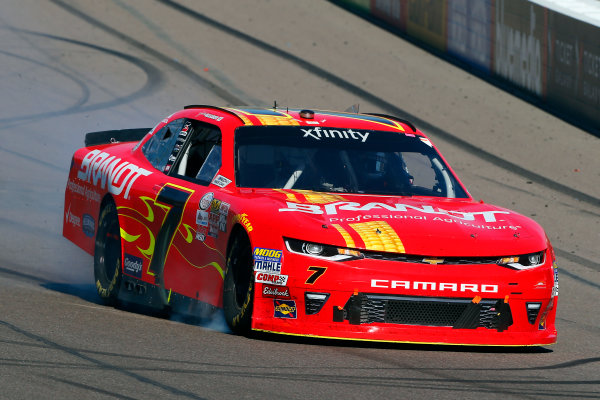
[337,293,513,331]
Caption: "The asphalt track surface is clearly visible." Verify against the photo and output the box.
[0,1,599,399]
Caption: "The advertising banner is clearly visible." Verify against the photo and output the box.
[371,0,407,31]
[494,0,547,96]
[547,12,600,123]
[447,0,493,72]
[406,0,446,51]
[337,0,371,13]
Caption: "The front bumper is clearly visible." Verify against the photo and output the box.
[250,253,558,346]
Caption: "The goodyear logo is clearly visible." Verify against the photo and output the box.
[274,300,297,319]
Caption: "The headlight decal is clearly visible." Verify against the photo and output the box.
[500,251,546,270]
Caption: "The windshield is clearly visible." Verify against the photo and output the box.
[234,126,468,198]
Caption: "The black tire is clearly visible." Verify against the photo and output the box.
[94,200,122,305]
[223,232,254,334]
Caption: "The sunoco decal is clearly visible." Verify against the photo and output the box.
[124,254,143,278]
[274,300,297,319]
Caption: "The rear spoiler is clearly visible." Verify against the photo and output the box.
[84,128,151,147]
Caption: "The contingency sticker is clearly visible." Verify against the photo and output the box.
[199,192,214,210]
[124,254,143,278]
[212,174,232,188]
[274,300,297,319]
[253,247,283,273]
[255,272,288,286]
[262,284,291,299]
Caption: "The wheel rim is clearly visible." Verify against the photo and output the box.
[100,217,120,282]
[232,237,252,307]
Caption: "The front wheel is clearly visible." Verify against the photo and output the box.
[94,200,122,305]
[223,232,254,334]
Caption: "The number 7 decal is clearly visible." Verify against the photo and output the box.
[305,266,327,285]
[148,184,194,280]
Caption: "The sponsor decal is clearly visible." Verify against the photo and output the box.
[206,198,228,237]
[66,180,101,203]
[212,174,232,188]
[552,262,559,297]
[262,284,291,298]
[219,215,227,232]
[274,299,297,319]
[195,225,208,242]
[82,214,95,237]
[196,210,209,227]
[301,127,369,142]
[234,213,253,232]
[371,279,498,293]
[199,192,214,210]
[208,213,220,238]
[196,111,223,122]
[65,204,81,227]
[255,272,288,286]
[253,247,283,273]
[219,201,230,215]
[77,150,152,200]
[124,254,143,278]
[280,201,510,223]
[210,199,222,213]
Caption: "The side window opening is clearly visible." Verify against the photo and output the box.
[172,122,222,185]
[142,118,185,171]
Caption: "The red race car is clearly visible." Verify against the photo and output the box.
[63,105,558,346]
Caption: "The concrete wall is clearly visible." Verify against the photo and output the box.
[335,0,600,134]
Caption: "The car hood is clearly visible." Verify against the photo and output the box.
[247,190,547,257]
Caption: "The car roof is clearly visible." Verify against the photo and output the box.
[178,105,420,135]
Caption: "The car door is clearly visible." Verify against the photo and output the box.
[141,118,226,307]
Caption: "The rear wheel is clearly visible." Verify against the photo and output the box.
[223,232,254,334]
[94,200,122,305]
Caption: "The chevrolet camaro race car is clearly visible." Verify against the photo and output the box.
[63,105,558,346]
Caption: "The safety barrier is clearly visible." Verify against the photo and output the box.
[335,0,600,135]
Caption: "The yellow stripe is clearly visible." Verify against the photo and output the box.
[349,221,405,253]
[295,190,347,204]
[332,224,355,248]
[274,189,300,203]
[251,329,554,347]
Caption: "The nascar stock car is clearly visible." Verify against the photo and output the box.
[63,105,558,346]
